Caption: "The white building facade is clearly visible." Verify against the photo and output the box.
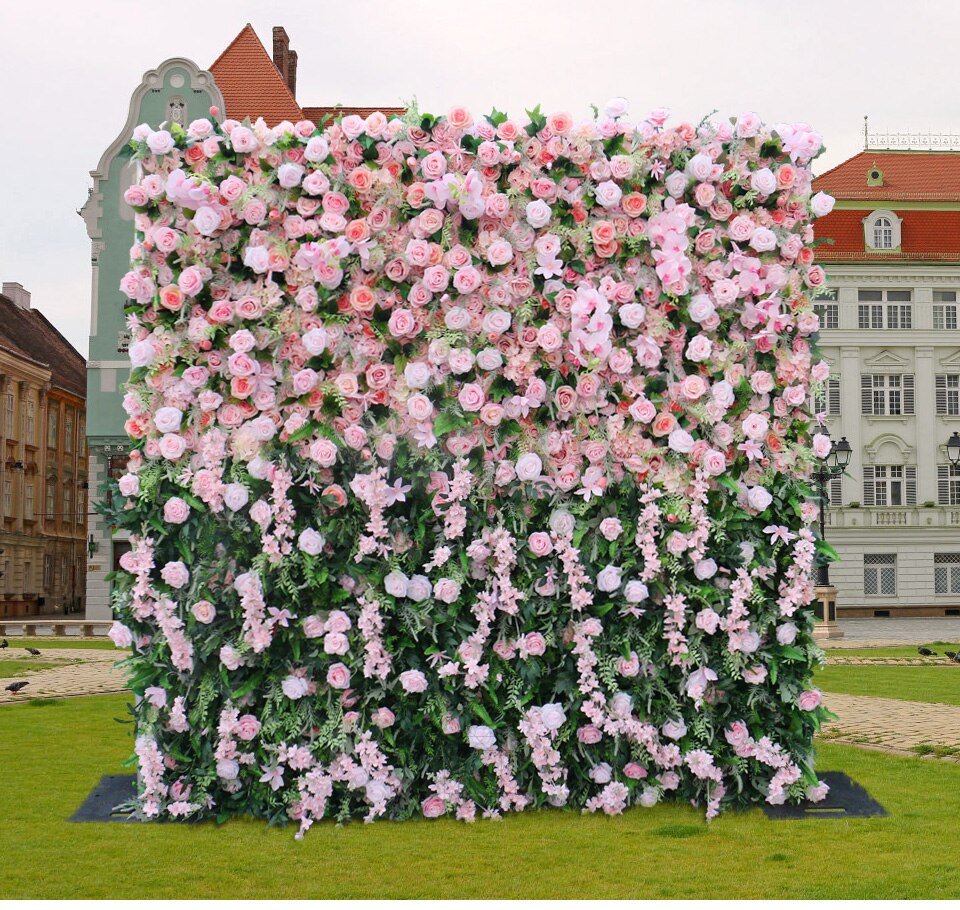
[814,149,960,616]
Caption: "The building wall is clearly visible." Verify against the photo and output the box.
[0,353,87,617]
[81,58,223,620]
[819,262,960,615]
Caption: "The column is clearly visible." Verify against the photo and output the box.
[915,346,936,504]
[840,346,863,493]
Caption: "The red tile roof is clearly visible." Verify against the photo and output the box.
[814,208,960,262]
[209,24,303,125]
[0,294,86,398]
[815,150,960,201]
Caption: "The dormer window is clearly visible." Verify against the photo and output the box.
[864,210,902,251]
[873,217,893,249]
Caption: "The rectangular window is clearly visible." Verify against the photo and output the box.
[814,303,839,329]
[934,291,957,302]
[864,554,897,596]
[4,393,13,436]
[934,305,958,330]
[78,488,85,524]
[24,482,34,520]
[63,484,73,526]
[43,555,53,589]
[46,480,55,519]
[64,412,74,453]
[857,289,912,328]
[938,464,960,505]
[47,409,58,448]
[861,374,914,416]
[25,400,34,445]
[934,554,960,595]
[936,375,960,415]
[864,465,917,506]
[887,304,912,329]
[3,478,11,515]
[59,556,67,587]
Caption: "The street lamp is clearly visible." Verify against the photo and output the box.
[813,431,852,586]
[947,432,960,467]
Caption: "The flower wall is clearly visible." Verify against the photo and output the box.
[110,101,836,835]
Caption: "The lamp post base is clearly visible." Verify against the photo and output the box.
[813,585,845,640]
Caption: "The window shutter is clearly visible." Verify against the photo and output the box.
[829,475,842,507]
[861,375,873,415]
[829,379,841,416]
[863,466,875,506]
[905,465,917,505]
[903,374,915,415]
[939,465,950,505]
[937,375,948,415]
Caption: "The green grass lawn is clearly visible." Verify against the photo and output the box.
[0,638,119,651]
[1,695,959,898]
[0,660,67,678]
[817,665,960,706]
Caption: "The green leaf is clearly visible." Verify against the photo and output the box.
[816,539,840,562]
[486,107,508,128]
[433,410,469,437]
[470,701,495,727]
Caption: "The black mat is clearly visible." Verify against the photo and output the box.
[763,771,888,819]
[70,774,138,822]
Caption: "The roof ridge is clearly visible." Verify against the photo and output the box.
[209,23,257,73]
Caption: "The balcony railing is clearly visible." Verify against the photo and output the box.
[826,506,960,529]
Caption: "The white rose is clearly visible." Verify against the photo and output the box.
[223,483,250,512]
[298,528,325,556]
[624,580,648,603]
[515,452,543,481]
[595,180,623,208]
[750,168,777,196]
[468,725,497,750]
[154,406,183,434]
[302,327,328,355]
[539,703,567,731]
[404,362,432,389]
[777,622,798,645]
[526,199,553,228]
[549,509,575,537]
[810,191,835,217]
[619,303,646,328]
[384,570,410,598]
[407,575,433,602]
[747,485,773,511]
[596,564,622,592]
[476,348,503,371]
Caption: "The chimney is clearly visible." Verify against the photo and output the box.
[273,26,290,90]
[287,49,298,98]
[2,282,30,310]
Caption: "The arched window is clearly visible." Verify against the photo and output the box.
[864,210,901,251]
[873,217,893,249]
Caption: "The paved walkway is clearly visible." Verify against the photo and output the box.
[0,648,127,702]
[3,640,960,766]
[826,617,960,649]
[822,691,960,760]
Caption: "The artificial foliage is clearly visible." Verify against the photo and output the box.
[108,100,837,835]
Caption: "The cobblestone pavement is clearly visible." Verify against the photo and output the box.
[3,642,960,765]
[821,691,960,761]
[0,648,128,702]
[825,617,960,649]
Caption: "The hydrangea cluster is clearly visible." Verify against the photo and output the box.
[109,100,835,835]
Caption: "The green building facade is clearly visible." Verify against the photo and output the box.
[80,59,223,620]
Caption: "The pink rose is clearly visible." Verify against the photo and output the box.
[163,497,190,525]
[388,308,417,337]
[798,689,822,711]
[577,725,602,744]
[434,578,461,604]
[191,600,216,624]
[371,707,396,728]
[457,383,485,412]
[326,663,351,690]
[421,796,447,818]
[234,715,261,741]
[399,670,428,693]
[523,632,546,657]
[528,532,553,556]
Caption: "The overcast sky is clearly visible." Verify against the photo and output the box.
[2,0,959,357]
